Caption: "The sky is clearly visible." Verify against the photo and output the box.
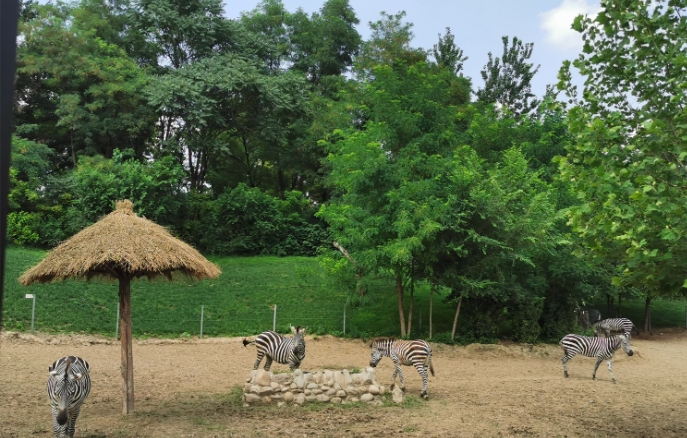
[223,0,602,98]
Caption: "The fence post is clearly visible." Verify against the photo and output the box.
[343,304,346,335]
[200,305,204,339]
[273,304,277,331]
[116,305,120,339]
[25,294,35,334]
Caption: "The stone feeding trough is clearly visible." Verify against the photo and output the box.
[243,367,390,406]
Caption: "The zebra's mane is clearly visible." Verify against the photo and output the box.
[370,337,396,347]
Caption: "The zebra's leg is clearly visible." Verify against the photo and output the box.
[607,359,617,384]
[561,354,570,378]
[253,351,265,370]
[592,357,604,380]
[51,405,63,438]
[66,407,81,438]
[416,364,429,399]
[396,363,406,392]
[389,365,398,390]
[264,355,273,371]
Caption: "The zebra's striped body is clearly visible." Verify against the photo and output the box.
[243,325,307,371]
[47,356,91,438]
[559,334,633,383]
[593,317,639,338]
[369,338,435,399]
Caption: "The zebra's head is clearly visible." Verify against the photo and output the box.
[369,338,392,368]
[48,356,88,425]
[618,333,634,356]
[290,325,307,360]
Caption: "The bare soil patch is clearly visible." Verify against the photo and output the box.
[2,329,687,437]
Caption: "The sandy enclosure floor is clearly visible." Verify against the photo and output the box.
[2,330,687,438]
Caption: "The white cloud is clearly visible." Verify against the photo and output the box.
[539,0,601,51]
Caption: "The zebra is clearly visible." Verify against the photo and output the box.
[369,337,435,399]
[242,325,307,371]
[593,317,640,338]
[559,334,633,384]
[47,356,91,438]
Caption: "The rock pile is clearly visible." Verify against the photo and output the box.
[242,367,387,405]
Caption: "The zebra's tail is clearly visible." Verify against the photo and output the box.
[425,355,435,377]
[633,323,641,336]
[242,338,255,348]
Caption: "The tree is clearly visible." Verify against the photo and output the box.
[15,0,154,165]
[319,62,470,336]
[557,0,687,332]
[354,11,426,76]
[431,27,468,75]
[476,36,540,117]
[146,53,309,192]
[287,0,361,83]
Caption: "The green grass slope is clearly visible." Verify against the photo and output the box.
[2,247,455,338]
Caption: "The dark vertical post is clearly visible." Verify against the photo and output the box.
[119,276,134,414]
[0,0,21,331]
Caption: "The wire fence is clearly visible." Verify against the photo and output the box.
[7,282,380,337]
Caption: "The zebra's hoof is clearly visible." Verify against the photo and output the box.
[390,383,395,390]
[592,376,596,380]
[421,392,428,400]
[564,372,569,378]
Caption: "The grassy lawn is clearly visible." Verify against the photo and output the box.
[2,246,456,338]
[591,296,687,330]
[4,246,684,339]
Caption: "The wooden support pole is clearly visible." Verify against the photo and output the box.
[119,276,134,415]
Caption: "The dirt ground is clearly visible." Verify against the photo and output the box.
[2,329,687,438]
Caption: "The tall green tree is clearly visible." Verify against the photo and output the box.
[287,0,361,83]
[558,0,687,331]
[15,0,154,166]
[476,36,540,117]
[354,11,426,76]
[147,54,309,192]
[431,27,468,75]
[319,62,470,336]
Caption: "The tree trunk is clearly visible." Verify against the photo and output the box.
[406,279,414,337]
[429,285,434,339]
[451,296,463,341]
[396,274,406,337]
[119,276,134,415]
[643,295,652,334]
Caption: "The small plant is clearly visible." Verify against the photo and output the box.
[350,366,361,374]
[180,332,191,338]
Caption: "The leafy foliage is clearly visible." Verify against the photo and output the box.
[558,0,687,329]
[476,36,540,117]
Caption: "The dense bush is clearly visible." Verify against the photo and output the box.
[199,184,328,256]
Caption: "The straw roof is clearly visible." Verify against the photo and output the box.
[20,200,221,285]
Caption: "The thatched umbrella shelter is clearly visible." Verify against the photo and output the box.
[19,200,221,415]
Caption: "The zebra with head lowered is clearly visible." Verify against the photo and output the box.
[47,356,91,438]
[369,338,435,399]
[593,317,640,338]
[243,325,307,371]
[559,334,633,384]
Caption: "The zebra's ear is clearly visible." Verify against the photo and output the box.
[290,325,297,334]
[301,326,308,334]
[49,369,57,376]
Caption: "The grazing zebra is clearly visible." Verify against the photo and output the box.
[593,317,640,338]
[369,338,435,399]
[242,325,307,371]
[559,334,633,384]
[47,356,91,438]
